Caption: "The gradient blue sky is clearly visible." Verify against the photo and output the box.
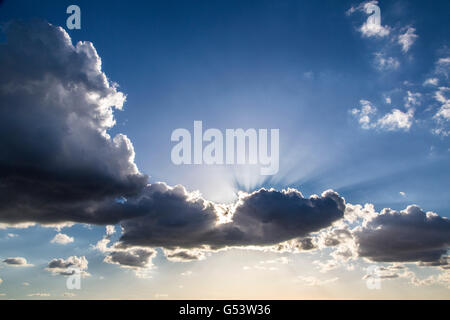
[0,0,449,299]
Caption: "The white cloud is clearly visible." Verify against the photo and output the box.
[62,292,77,297]
[377,109,413,131]
[359,1,390,38]
[404,91,421,109]
[106,225,116,237]
[434,87,450,120]
[28,293,50,297]
[398,27,418,53]
[424,78,439,86]
[399,192,406,197]
[351,100,377,129]
[374,53,400,71]
[51,233,74,245]
[295,275,339,286]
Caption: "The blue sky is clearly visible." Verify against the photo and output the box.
[0,0,449,299]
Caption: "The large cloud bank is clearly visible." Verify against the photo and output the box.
[0,21,448,275]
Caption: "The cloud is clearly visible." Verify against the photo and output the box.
[163,248,207,262]
[351,100,414,131]
[104,248,156,269]
[348,1,390,38]
[2,257,32,267]
[45,256,89,276]
[354,205,450,263]
[0,20,147,225]
[295,276,339,286]
[374,53,400,71]
[28,293,50,297]
[424,78,439,86]
[404,91,421,110]
[62,292,76,297]
[350,100,377,129]
[115,183,345,250]
[0,278,2,285]
[377,109,413,131]
[398,27,418,53]
[51,233,74,245]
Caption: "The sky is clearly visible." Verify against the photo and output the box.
[0,0,449,299]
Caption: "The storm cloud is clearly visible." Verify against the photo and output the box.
[116,183,345,250]
[0,20,147,225]
[354,205,450,264]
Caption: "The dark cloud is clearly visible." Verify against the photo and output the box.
[104,248,155,268]
[355,205,450,263]
[3,257,30,266]
[116,184,345,250]
[0,20,147,225]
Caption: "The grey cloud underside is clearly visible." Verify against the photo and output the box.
[0,20,147,224]
[3,257,27,265]
[104,249,155,268]
[355,206,450,263]
[117,184,345,249]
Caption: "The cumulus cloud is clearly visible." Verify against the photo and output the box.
[377,109,413,131]
[351,100,414,131]
[2,257,32,267]
[398,27,418,53]
[354,205,450,263]
[115,183,345,250]
[0,20,147,225]
[51,233,74,245]
[45,256,89,276]
[424,78,439,86]
[350,100,377,129]
[348,1,390,38]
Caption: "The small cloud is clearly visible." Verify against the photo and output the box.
[399,192,406,197]
[45,256,89,276]
[377,109,413,131]
[295,276,339,286]
[28,293,50,297]
[106,225,116,237]
[3,257,33,267]
[424,78,439,86]
[180,270,193,276]
[350,100,377,130]
[51,233,74,245]
[398,27,418,53]
[62,292,76,297]
[303,71,314,79]
[374,53,400,71]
